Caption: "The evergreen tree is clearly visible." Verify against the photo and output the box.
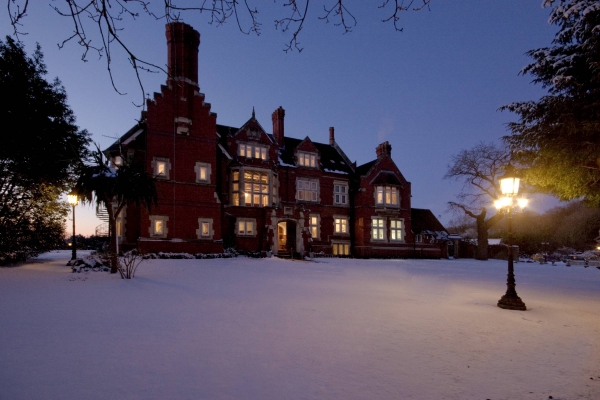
[502,0,600,205]
[0,36,90,263]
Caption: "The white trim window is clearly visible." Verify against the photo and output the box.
[309,214,320,240]
[297,179,319,202]
[243,171,270,207]
[231,170,240,206]
[196,218,214,239]
[195,162,211,183]
[149,215,169,238]
[371,217,386,241]
[152,157,171,179]
[375,186,399,207]
[332,242,350,256]
[334,181,349,206]
[334,216,349,234]
[237,218,256,236]
[238,143,268,160]
[390,219,404,242]
[297,151,317,168]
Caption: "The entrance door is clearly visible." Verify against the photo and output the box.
[277,221,297,252]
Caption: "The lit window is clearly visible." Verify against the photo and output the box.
[297,179,319,202]
[309,214,320,240]
[375,186,399,206]
[237,219,255,236]
[332,243,350,256]
[390,219,403,241]
[238,143,267,160]
[372,218,385,241]
[298,151,317,167]
[157,162,166,176]
[334,182,348,205]
[242,171,270,207]
[195,162,211,183]
[196,218,213,239]
[231,171,240,206]
[153,158,170,179]
[149,215,169,238]
[334,217,348,234]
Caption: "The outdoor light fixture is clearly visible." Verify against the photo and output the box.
[494,164,527,311]
[67,190,79,261]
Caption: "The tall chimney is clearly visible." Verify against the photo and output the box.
[329,127,335,145]
[272,106,285,146]
[166,22,200,84]
[376,141,392,159]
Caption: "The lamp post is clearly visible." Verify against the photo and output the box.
[494,164,528,311]
[67,191,79,260]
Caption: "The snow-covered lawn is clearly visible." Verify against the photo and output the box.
[1,252,599,400]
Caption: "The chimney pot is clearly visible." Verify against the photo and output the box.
[376,141,392,159]
[329,127,335,146]
[272,106,285,146]
[166,22,200,84]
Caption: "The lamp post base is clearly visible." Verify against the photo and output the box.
[497,293,527,311]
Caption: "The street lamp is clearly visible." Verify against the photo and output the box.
[495,164,528,311]
[67,190,79,260]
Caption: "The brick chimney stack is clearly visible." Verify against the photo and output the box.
[272,106,285,146]
[166,22,200,84]
[376,141,392,159]
[329,127,335,145]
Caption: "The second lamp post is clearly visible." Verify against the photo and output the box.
[494,164,528,311]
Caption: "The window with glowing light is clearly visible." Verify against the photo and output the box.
[334,217,348,234]
[243,171,270,207]
[196,218,213,239]
[152,158,170,179]
[390,219,404,242]
[297,151,317,168]
[375,186,399,206]
[149,215,169,238]
[309,214,320,240]
[371,217,385,241]
[237,218,256,236]
[195,162,211,183]
[332,243,350,256]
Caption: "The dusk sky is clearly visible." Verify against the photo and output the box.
[2,1,559,236]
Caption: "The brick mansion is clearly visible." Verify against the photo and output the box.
[106,22,449,258]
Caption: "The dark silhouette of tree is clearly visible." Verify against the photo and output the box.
[0,36,90,263]
[444,142,509,260]
[75,148,157,276]
[502,0,600,205]
[6,0,431,105]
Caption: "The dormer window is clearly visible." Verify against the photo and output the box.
[375,186,399,207]
[297,152,317,168]
[238,143,268,160]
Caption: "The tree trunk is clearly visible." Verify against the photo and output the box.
[107,202,119,274]
[475,215,489,260]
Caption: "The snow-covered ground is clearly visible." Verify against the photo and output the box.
[1,251,599,400]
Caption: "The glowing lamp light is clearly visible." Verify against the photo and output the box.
[499,164,520,196]
[517,197,528,209]
[67,193,79,206]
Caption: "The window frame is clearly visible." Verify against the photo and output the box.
[152,157,171,180]
[371,217,386,241]
[375,185,400,207]
[332,242,350,256]
[196,218,214,239]
[297,151,317,168]
[309,214,320,240]
[149,215,169,238]
[237,218,257,237]
[333,215,349,235]
[296,178,319,203]
[195,162,211,183]
[390,219,405,242]
[333,181,349,206]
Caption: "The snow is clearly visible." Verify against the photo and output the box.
[1,251,599,400]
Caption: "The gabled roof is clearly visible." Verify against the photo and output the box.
[106,123,145,154]
[370,171,402,186]
[355,160,377,176]
[274,136,353,174]
[411,208,448,235]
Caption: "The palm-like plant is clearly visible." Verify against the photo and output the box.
[75,146,157,275]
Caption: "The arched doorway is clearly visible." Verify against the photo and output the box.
[277,220,297,253]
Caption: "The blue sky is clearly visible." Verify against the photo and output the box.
[1,1,559,235]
